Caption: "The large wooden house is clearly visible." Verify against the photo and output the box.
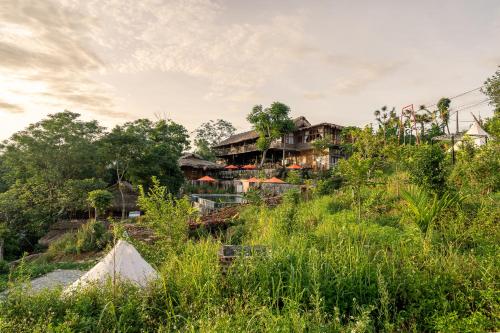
[213,116,345,169]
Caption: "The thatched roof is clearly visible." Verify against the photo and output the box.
[179,153,224,170]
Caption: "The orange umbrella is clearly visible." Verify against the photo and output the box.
[247,177,261,183]
[263,177,285,184]
[287,164,302,169]
[224,164,238,170]
[242,164,257,170]
[198,175,216,182]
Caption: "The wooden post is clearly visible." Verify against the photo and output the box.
[451,134,455,165]
[0,238,4,261]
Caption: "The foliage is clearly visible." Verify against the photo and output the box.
[285,170,302,185]
[0,259,9,274]
[138,177,197,251]
[194,119,236,161]
[336,153,381,220]
[243,188,263,206]
[402,186,461,234]
[437,97,452,134]
[58,178,107,217]
[47,220,110,257]
[1,187,497,332]
[75,220,110,254]
[87,189,113,219]
[482,66,500,115]
[247,102,295,166]
[449,140,500,195]
[102,118,189,193]
[406,144,448,195]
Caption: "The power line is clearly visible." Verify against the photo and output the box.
[450,98,490,115]
[422,86,483,109]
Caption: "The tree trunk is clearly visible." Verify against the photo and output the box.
[260,149,269,168]
[119,183,125,221]
[0,238,3,261]
[282,135,286,167]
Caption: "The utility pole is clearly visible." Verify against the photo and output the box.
[456,110,459,134]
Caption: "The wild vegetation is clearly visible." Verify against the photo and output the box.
[0,69,498,331]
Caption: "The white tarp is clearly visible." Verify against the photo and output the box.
[64,239,158,293]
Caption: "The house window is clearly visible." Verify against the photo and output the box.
[285,133,294,144]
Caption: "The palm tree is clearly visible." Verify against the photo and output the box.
[437,98,451,135]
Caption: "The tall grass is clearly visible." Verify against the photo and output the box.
[0,182,498,332]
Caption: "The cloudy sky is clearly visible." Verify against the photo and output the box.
[1,0,499,140]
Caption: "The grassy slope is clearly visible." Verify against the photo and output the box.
[0,182,498,332]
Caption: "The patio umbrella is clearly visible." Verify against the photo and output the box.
[287,164,302,169]
[242,164,257,170]
[263,177,285,184]
[224,164,239,170]
[197,175,216,182]
[247,177,261,183]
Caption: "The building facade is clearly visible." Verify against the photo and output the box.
[213,116,345,169]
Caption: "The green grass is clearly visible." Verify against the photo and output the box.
[0,183,498,332]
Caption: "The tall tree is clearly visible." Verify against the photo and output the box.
[102,119,190,219]
[437,98,451,135]
[482,67,500,115]
[194,119,235,161]
[247,102,295,167]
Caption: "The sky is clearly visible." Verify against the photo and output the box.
[1,0,499,140]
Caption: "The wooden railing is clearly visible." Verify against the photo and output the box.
[215,142,297,156]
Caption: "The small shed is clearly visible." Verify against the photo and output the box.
[179,153,224,180]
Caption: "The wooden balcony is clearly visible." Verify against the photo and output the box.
[215,142,297,156]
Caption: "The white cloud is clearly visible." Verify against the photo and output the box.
[0,0,122,116]
[66,0,311,101]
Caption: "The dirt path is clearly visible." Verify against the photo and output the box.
[28,269,86,292]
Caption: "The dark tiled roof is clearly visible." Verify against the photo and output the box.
[214,116,343,147]
[179,153,224,169]
[214,130,259,147]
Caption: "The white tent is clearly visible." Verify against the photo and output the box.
[64,239,158,293]
[453,120,491,151]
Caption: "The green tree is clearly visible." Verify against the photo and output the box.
[336,153,379,221]
[0,111,106,187]
[406,144,448,195]
[449,140,499,195]
[247,102,295,167]
[138,177,197,251]
[58,178,107,218]
[482,67,500,115]
[194,119,236,161]
[102,119,190,219]
[311,134,332,169]
[87,190,114,220]
[437,98,451,135]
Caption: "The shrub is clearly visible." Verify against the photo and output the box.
[138,177,197,251]
[285,170,302,185]
[406,144,448,195]
[87,189,113,219]
[0,259,9,274]
[75,220,110,253]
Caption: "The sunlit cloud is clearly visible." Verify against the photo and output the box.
[0,0,120,117]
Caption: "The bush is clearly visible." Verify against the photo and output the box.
[406,144,448,195]
[75,220,110,253]
[285,170,302,185]
[314,177,342,196]
[47,221,110,258]
[0,259,9,274]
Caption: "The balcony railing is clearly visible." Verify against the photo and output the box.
[215,139,342,156]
